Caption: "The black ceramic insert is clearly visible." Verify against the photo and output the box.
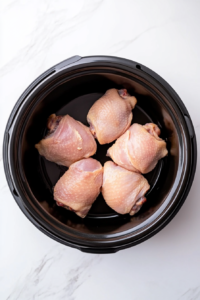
[3,55,197,253]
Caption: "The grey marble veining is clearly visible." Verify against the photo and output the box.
[5,246,101,300]
[1,0,200,299]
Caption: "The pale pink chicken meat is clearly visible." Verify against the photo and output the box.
[87,88,137,144]
[35,114,97,167]
[107,123,168,174]
[102,161,150,215]
[54,158,103,218]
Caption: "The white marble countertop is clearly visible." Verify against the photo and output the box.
[1,0,200,299]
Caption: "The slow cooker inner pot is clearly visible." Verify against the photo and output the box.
[20,71,180,236]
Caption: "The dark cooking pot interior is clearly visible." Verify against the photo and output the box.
[20,70,181,236]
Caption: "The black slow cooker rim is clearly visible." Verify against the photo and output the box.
[3,55,197,253]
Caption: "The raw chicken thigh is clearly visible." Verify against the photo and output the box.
[87,88,137,144]
[102,161,150,215]
[35,114,97,167]
[54,158,103,218]
[107,123,168,174]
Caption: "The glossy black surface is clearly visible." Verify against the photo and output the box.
[3,56,197,253]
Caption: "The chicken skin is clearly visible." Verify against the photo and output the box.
[102,161,150,215]
[35,114,97,167]
[87,88,137,144]
[54,158,103,218]
[107,123,168,174]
